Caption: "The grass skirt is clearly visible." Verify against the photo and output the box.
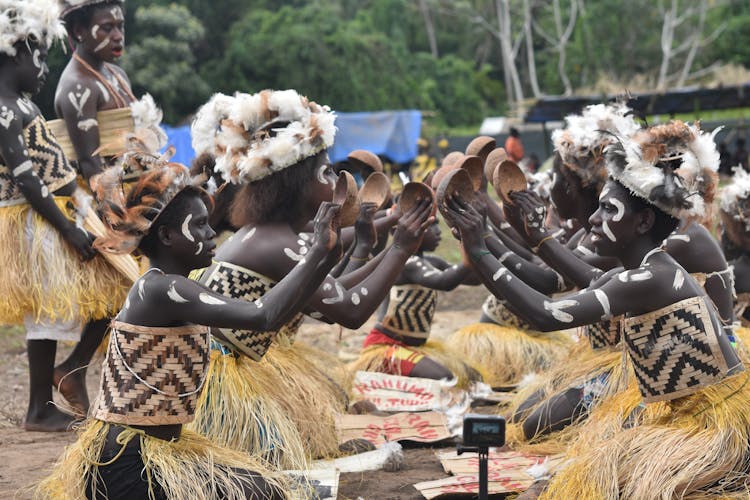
[189,348,309,470]
[541,371,750,499]
[347,339,485,389]
[445,322,573,387]
[35,419,292,500]
[0,199,128,324]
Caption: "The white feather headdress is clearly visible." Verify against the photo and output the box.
[720,166,750,232]
[190,92,235,158]
[129,93,167,150]
[552,103,641,190]
[606,120,720,220]
[0,0,67,57]
[213,89,336,184]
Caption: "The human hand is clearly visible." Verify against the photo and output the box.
[354,202,378,249]
[509,190,548,245]
[443,193,486,253]
[392,198,435,255]
[62,223,97,261]
[312,202,342,255]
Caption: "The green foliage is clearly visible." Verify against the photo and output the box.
[120,4,210,123]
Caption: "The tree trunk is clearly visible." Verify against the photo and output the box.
[418,0,439,58]
[524,0,542,97]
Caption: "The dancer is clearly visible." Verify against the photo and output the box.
[189,89,434,463]
[0,0,128,430]
[349,219,483,387]
[38,155,343,499]
[446,120,748,499]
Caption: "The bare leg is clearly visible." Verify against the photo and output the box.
[521,387,586,440]
[25,340,75,432]
[510,388,546,423]
[410,356,453,380]
[54,318,108,414]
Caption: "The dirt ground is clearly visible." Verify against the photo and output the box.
[0,286,492,499]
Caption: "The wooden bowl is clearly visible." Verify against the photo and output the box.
[431,162,459,191]
[333,170,360,226]
[465,136,496,165]
[484,147,507,185]
[399,182,437,218]
[436,169,476,220]
[347,149,383,173]
[493,160,528,205]
[457,155,483,192]
[441,151,464,168]
[358,171,391,210]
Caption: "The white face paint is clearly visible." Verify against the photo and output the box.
[321,282,345,304]
[544,299,578,323]
[673,270,685,290]
[610,198,625,222]
[111,7,124,20]
[351,293,360,305]
[167,281,189,303]
[199,293,226,305]
[241,227,256,242]
[91,24,100,38]
[94,37,111,53]
[593,289,611,320]
[77,119,98,131]
[194,242,203,255]
[95,81,110,103]
[67,85,91,117]
[316,165,329,185]
[12,160,32,176]
[602,220,617,242]
[284,247,304,261]
[492,267,508,282]
[31,49,43,78]
[181,214,195,242]
[0,106,15,129]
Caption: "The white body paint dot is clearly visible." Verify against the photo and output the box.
[199,293,226,305]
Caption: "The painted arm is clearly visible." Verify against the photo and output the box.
[478,189,531,251]
[335,202,378,276]
[483,232,565,294]
[56,80,106,183]
[0,106,95,260]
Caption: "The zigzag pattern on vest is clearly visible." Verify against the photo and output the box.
[93,322,209,425]
[201,261,303,360]
[586,316,622,350]
[482,294,534,330]
[624,296,729,403]
[382,285,437,341]
[0,116,76,204]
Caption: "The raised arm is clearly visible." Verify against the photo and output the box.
[483,232,566,294]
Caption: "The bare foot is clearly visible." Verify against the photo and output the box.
[53,366,89,415]
[24,406,76,432]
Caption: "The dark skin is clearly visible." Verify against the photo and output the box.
[331,201,379,277]
[375,221,479,380]
[446,181,741,438]
[216,154,435,330]
[117,195,341,445]
[55,3,132,184]
[0,40,102,431]
[721,212,750,323]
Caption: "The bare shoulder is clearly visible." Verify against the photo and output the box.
[665,223,726,273]
[215,225,302,280]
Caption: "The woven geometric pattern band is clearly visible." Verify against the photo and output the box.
[382,285,437,343]
[482,295,534,331]
[586,316,622,350]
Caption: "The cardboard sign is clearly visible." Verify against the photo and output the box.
[337,411,451,446]
[351,371,454,412]
[414,471,535,498]
[435,450,558,475]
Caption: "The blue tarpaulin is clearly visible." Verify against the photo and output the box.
[162,109,421,167]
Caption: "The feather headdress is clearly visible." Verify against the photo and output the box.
[552,102,641,191]
[0,0,67,57]
[606,120,720,220]
[719,166,750,233]
[190,92,235,159]
[92,147,203,255]
[129,93,167,150]
[60,0,124,19]
[213,89,336,184]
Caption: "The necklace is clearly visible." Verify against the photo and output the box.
[72,53,136,108]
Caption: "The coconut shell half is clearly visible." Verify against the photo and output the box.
[358,171,391,210]
[333,170,360,226]
[347,149,383,173]
[484,147,507,185]
[441,151,464,168]
[457,155,484,192]
[436,168,476,220]
[465,136,496,165]
[493,160,528,205]
[399,182,437,218]
[430,162,460,191]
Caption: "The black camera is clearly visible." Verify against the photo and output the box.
[461,413,506,448]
